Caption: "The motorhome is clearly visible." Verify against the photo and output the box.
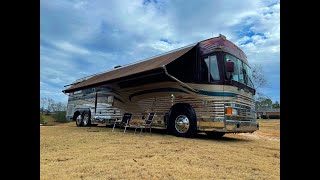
[62,35,259,138]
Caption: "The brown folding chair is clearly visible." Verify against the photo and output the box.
[112,113,132,133]
[140,112,156,134]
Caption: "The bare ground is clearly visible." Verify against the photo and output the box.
[40,120,280,180]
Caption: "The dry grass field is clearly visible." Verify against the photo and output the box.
[40,119,280,180]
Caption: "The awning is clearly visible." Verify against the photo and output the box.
[63,44,196,93]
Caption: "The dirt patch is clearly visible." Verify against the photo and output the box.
[239,132,280,142]
[237,120,280,142]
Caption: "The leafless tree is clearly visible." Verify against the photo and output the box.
[55,102,67,111]
[61,103,67,111]
[40,97,67,113]
[47,98,55,112]
[251,64,267,97]
[40,97,48,114]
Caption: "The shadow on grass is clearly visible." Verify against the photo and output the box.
[92,124,250,142]
[194,133,250,142]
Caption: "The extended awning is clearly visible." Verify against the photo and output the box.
[63,44,196,93]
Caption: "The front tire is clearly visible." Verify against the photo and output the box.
[168,104,197,138]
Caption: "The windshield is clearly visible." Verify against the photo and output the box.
[224,54,254,89]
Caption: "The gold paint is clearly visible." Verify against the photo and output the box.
[198,121,224,128]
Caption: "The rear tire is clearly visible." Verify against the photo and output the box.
[82,111,91,126]
[75,114,83,127]
[206,132,225,139]
[168,104,197,138]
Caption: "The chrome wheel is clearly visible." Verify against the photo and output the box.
[83,114,89,126]
[175,115,190,133]
[76,114,82,126]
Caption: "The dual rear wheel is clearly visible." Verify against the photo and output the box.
[75,111,91,127]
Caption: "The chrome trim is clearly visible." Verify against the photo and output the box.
[76,115,82,125]
[175,115,190,133]
[224,120,259,132]
[83,114,89,126]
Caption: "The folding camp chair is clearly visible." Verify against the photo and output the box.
[140,112,156,134]
[112,113,132,133]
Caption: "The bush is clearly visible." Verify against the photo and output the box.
[45,110,50,116]
[40,115,47,124]
[268,115,280,119]
[52,111,67,123]
[261,115,268,119]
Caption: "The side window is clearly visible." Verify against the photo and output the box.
[201,55,220,83]
[209,55,220,81]
[201,57,209,82]
[204,57,210,81]
[238,61,244,84]
[73,90,82,95]
[243,63,254,88]
[107,96,114,103]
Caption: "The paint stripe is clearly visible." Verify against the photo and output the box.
[129,87,238,102]
[178,84,238,97]
[179,85,198,93]
[129,88,189,101]
[197,90,237,97]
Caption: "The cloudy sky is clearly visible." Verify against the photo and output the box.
[40,0,280,103]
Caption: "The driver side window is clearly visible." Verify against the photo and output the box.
[201,55,220,83]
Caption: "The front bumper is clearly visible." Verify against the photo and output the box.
[224,120,259,133]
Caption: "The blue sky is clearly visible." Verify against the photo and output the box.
[40,0,280,103]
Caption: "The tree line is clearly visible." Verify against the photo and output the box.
[252,64,280,109]
[40,97,67,113]
[255,97,280,109]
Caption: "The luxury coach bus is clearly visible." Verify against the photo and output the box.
[62,35,259,138]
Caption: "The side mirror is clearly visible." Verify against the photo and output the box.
[226,61,234,73]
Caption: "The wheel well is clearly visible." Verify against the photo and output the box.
[167,103,198,137]
[82,110,91,117]
[169,103,196,116]
[73,111,80,121]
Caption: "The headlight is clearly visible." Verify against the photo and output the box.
[232,108,238,115]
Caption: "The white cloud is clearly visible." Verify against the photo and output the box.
[53,41,90,55]
[40,81,48,86]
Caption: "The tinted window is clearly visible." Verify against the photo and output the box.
[202,55,220,82]
[243,63,254,88]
